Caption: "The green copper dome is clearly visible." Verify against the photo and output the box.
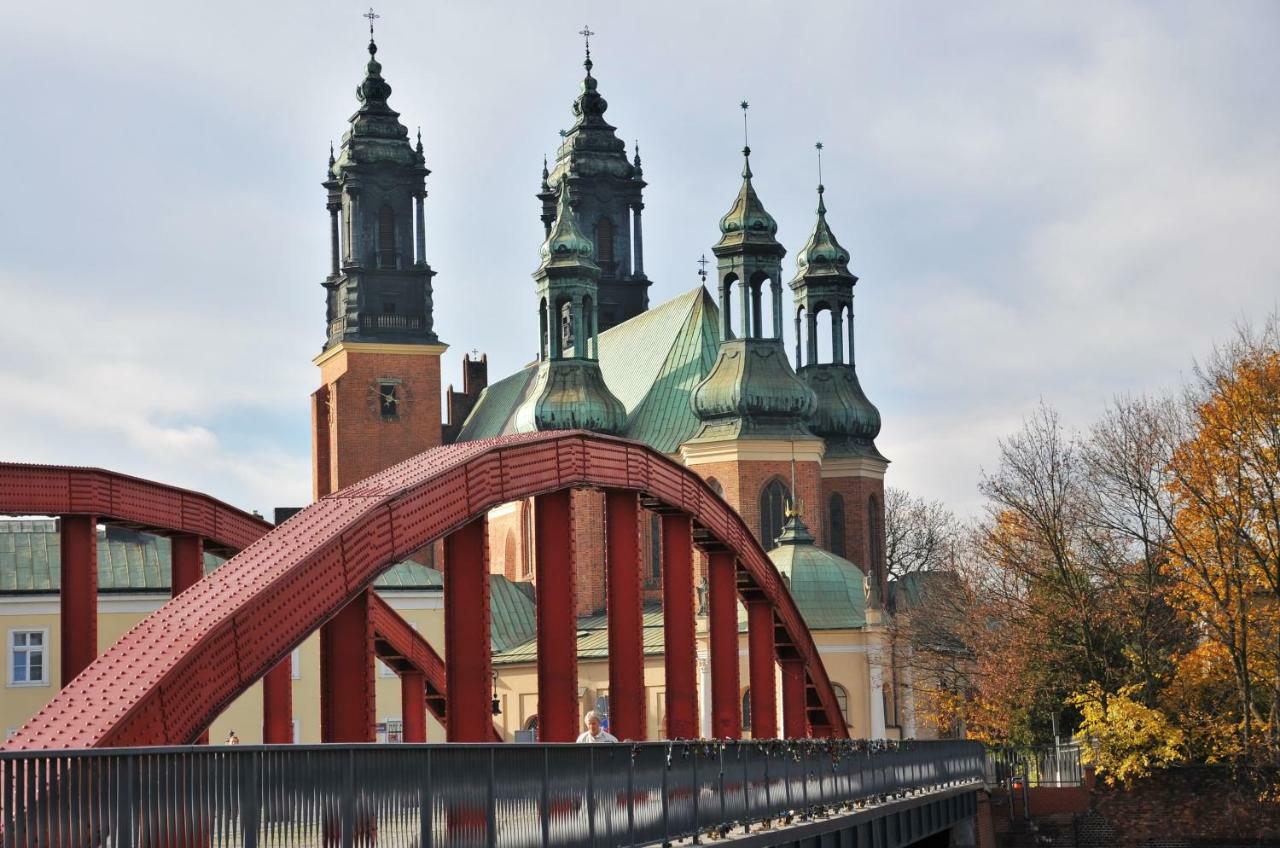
[801,364,885,459]
[791,187,854,283]
[715,149,783,253]
[513,359,627,435]
[332,38,416,175]
[689,338,817,440]
[538,187,599,271]
[768,514,867,630]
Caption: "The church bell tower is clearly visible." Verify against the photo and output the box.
[312,30,447,498]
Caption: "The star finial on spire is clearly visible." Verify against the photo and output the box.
[739,101,753,177]
[698,254,709,284]
[815,141,826,213]
[579,25,595,73]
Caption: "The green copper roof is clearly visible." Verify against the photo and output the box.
[800,364,885,460]
[489,575,537,653]
[458,287,722,453]
[0,520,441,594]
[0,521,224,593]
[767,515,867,630]
[495,605,665,665]
[689,337,817,441]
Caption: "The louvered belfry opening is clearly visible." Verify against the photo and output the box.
[378,204,397,268]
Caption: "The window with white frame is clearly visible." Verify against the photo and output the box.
[291,648,301,679]
[8,629,49,686]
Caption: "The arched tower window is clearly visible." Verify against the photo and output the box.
[378,204,397,268]
[867,495,884,586]
[758,478,790,551]
[827,493,846,558]
[595,218,614,264]
[503,530,517,580]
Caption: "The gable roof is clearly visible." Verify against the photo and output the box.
[457,287,722,453]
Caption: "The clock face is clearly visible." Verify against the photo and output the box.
[370,379,412,419]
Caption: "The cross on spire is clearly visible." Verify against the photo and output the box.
[579,25,594,57]
[698,254,709,283]
[363,7,380,38]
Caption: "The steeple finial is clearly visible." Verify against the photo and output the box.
[541,154,550,191]
[815,141,827,214]
[363,7,380,54]
[698,253,709,284]
[579,25,595,75]
[328,141,335,168]
[416,126,423,153]
[740,101,752,178]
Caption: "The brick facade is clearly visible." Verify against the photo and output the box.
[313,344,444,498]
[820,473,886,601]
[686,457,824,550]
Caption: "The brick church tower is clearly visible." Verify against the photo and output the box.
[790,178,889,603]
[311,33,447,499]
[681,135,824,551]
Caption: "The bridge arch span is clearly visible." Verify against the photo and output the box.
[6,430,848,749]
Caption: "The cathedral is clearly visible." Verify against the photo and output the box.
[306,28,928,742]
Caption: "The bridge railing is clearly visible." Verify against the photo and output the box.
[985,743,1084,788]
[1,739,984,847]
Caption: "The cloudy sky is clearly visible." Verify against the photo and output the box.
[2,1,1277,517]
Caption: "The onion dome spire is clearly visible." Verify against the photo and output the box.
[790,143,883,460]
[538,185,599,273]
[715,102,782,253]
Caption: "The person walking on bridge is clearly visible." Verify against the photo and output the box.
[576,711,617,743]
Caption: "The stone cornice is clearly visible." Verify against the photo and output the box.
[314,340,449,368]
[821,455,889,480]
[680,437,826,466]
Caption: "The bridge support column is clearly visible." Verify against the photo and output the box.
[445,516,492,742]
[172,534,211,743]
[662,513,698,739]
[708,550,741,740]
[781,657,808,739]
[320,590,374,742]
[263,660,293,743]
[535,490,578,742]
[747,599,777,739]
[606,490,646,741]
[401,671,427,742]
[59,515,97,687]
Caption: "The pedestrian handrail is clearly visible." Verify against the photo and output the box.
[985,743,1084,788]
[1,739,985,847]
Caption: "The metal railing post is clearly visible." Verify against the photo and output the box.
[541,747,550,848]
[340,749,355,848]
[240,751,261,848]
[421,748,433,848]
[661,746,670,847]
[487,748,497,848]
[587,746,596,847]
[627,747,635,847]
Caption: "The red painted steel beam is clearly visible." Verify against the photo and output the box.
[747,599,778,739]
[708,550,740,740]
[171,534,203,596]
[8,431,847,750]
[444,517,492,743]
[605,489,646,741]
[535,490,578,743]
[401,671,427,742]
[0,463,271,556]
[781,657,809,739]
[662,513,697,739]
[368,588,503,742]
[59,515,97,688]
[262,660,293,744]
[320,590,375,743]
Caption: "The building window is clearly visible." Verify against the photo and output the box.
[376,719,404,744]
[867,495,883,580]
[758,478,790,550]
[291,648,301,680]
[832,684,850,724]
[827,493,846,558]
[595,218,614,264]
[8,629,48,686]
[741,688,752,731]
[504,530,518,579]
[378,204,397,268]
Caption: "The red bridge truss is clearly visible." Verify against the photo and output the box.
[3,431,848,749]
